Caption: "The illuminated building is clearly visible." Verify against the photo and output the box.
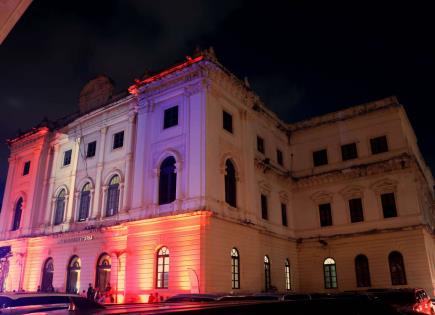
[0,49,434,300]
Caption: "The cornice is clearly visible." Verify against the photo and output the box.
[288,96,400,132]
[293,153,414,189]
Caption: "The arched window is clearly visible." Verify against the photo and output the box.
[156,247,169,289]
[231,248,240,289]
[159,157,176,205]
[66,256,81,294]
[78,183,91,221]
[264,255,271,291]
[389,251,407,285]
[323,257,337,289]
[41,258,54,292]
[54,190,66,225]
[11,197,23,231]
[106,175,120,217]
[95,253,111,291]
[355,254,371,287]
[225,160,237,207]
[285,259,291,290]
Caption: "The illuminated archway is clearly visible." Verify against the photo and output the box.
[66,256,81,293]
[95,253,111,291]
[41,257,54,292]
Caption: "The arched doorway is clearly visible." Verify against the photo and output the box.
[95,253,111,291]
[41,258,54,292]
[66,256,81,293]
[158,157,176,205]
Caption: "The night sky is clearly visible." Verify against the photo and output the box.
[1,1,434,202]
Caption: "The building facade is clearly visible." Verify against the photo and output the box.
[0,49,434,301]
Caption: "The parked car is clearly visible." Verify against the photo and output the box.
[0,292,104,314]
[164,294,221,303]
[367,288,434,315]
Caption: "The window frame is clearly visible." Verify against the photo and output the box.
[163,105,179,129]
[313,149,328,167]
[158,156,177,205]
[323,257,338,289]
[381,192,398,218]
[281,203,288,227]
[11,197,23,231]
[341,142,358,161]
[348,198,364,223]
[95,253,111,291]
[264,255,271,291]
[319,203,333,227]
[224,159,237,208]
[23,161,31,176]
[257,136,265,154]
[112,131,124,150]
[54,190,66,225]
[78,183,91,222]
[106,175,120,217]
[355,254,371,287]
[231,248,240,289]
[389,251,407,285]
[261,194,268,220]
[285,259,291,291]
[277,149,283,166]
[63,149,72,167]
[156,246,170,289]
[41,257,54,292]
[370,135,389,155]
[223,110,233,134]
[86,141,97,158]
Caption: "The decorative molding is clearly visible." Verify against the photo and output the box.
[294,153,413,189]
[339,185,364,199]
[310,191,333,204]
[370,178,398,193]
[258,180,272,194]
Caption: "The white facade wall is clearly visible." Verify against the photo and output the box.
[0,54,434,299]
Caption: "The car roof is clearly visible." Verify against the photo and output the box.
[0,293,78,300]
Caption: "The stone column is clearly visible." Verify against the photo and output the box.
[122,112,136,211]
[175,162,183,200]
[119,183,124,213]
[66,137,80,223]
[49,197,56,225]
[153,168,160,205]
[63,192,70,224]
[88,189,94,220]
[44,145,60,226]
[100,185,108,218]
[74,191,80,222]
[92,127,107,219]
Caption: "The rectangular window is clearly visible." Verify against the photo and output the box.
[223,110,233,133]
[313,149,328,166]
[349,198,364,223]
[281,203,288,226]
[381,192,397,218]
[370,136,388,154]
[63,150,72,166]
[277,149,283,166]
[257,136,265,154]
[23,161,31,176]
[319,203,332,227]
[113,131,124,149]
[86,141,96,158]
[163,105,179,129]
[341,143,358,161]
[261,194,268,220]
